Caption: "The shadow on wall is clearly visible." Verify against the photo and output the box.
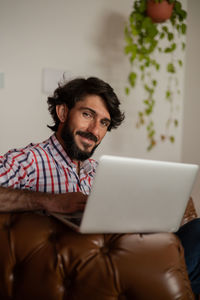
[90,12,131,157]
[91,12,128,82]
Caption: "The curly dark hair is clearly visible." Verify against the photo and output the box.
[47,77,125,132]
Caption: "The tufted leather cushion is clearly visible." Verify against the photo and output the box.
[0,212,194,300]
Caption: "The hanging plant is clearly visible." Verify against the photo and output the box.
[124,0,187,150]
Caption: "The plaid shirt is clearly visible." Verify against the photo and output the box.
[0,134,98,195]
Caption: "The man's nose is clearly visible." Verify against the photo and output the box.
[87,120,99,140]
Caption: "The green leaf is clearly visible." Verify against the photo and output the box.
[147,140,156,151]
[155,63,160,70]
[160,32,165,39]
[170,16,176,27]
[124,27,133,44]
[182,42,186,50]
[138,111,143,117]
[174,119,178,127]
[174,1,182,12]
[139,54,145,61]
[138,0,147,13]
[152,80,157,86]
[167,63,176,73]
[167,32,174,41]
[145,108,152,115]
[133,12,144,23]
[124,43,137,55]
[145,61,150,67]
[148,130,155,138]
[130,23,138,36]
[178,60,183,67]
[144,84,154,94]
[181,10,187,19]
[125,87,130,95]
[147,144,153,151]
[130,52,137,63]
[164,43,176,53]
[148,39,158,53]
[140,65,145,71]
[166,90,171,99]
[170,43,176,52]
[147,120,154,131]
[181,23,187,34]
[164,48,170,53]
[162,26,168,33]
[169,136,175,143]
[125,44,138,64]
[128,72,137,87]
[149,120,154,127]
[147,24,158,39]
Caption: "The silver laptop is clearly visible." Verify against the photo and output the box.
[51,155,199,234]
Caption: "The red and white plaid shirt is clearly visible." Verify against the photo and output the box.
[0,134,98,195]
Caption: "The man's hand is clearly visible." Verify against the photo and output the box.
[41,192,88,214]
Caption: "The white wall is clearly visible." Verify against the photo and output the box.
[0,0,186,162]
[182,0,200,214]
[182,0,200,164]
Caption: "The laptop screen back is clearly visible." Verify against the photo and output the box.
[80,155,199,234]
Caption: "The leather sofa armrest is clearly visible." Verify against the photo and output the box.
[181,197,198,226]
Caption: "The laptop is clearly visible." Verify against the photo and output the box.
[51,155,199,234]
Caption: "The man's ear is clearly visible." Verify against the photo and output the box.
[56,104,68,123]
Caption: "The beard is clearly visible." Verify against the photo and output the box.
[61,121,99,161]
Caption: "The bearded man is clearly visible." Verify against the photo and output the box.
[0,77,124,213]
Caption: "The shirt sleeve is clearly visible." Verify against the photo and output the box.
[0,149,36,189]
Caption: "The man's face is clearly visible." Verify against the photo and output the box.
[60,95,111,161]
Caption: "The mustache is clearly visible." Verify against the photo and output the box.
[76,131,98,143]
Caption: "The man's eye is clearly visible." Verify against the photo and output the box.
[101,120,110,128]
[82,112,92,119]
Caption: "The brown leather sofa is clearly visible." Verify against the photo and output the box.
[0,198,197,300]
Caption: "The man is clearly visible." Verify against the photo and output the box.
[0,76,199,297]
[0,77,124,213]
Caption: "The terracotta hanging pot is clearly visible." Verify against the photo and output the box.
[146,0,174,23]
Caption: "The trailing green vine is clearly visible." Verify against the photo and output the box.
[124,0,187,150]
